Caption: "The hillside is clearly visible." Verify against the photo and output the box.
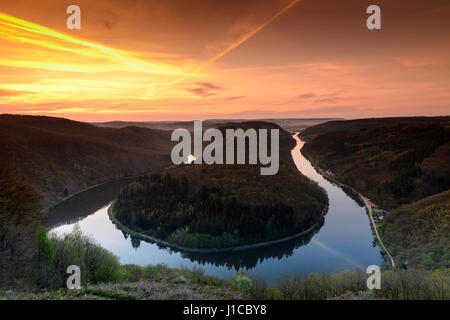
[113,122,328,249]
[379,190,450,270]
[300,116,450,141]
[164,122,323,210]
[0,161,41,286]
[93,118,341,133]
[0,114,174,207]
[300,117,450,208]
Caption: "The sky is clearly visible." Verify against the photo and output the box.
[0,0,449,121]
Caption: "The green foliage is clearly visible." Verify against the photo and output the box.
[380,190,449,270]
[232,273,253,294]
[36,225,121,288]
[35,227,54,262]
[249,268,450,300]
[128,265,143,282]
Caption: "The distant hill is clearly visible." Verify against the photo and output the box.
[93,118,342,133]
[300,116,450,141]
[0,114,174,206]
[379,190,450,270]
[300,117,450,208]
[0,115,330,209]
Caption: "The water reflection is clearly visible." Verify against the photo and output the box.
[179,227,320,271]
[48,135,382,282]
[116,220,322,271]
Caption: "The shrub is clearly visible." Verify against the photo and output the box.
[128,265,143,282]
[232,273,252,294]
[37,225,121,288]
[35,227,54,262]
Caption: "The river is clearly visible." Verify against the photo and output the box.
[46,134,382,282]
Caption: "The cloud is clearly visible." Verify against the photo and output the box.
[187,82,223,98]
[223,95,246,101]
[195,82,222,90]
[296,92,317,99]
[0,88,33,97]
[217,106,358,118]
[186,88,216,98]
[313,97,340,104]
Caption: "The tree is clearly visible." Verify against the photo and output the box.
[35,227,54,262]
[181,176,189,198]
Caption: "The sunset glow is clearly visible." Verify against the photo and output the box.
[0,0,449,121]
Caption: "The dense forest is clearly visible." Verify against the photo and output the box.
[379,190,450,270]
[301,118,450,209]
[113,173,326,248]
[0,161,41,287]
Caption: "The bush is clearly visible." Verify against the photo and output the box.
[128,265,143,282]
[35,227,54,262]
[232,273,252,294]
[249,268,450,300]
[37,225,121,288]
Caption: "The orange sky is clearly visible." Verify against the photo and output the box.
[0,0,449,121]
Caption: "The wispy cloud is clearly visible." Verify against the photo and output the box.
[187,82,223,98]
[0,88,34,97]
[296,92,317,99]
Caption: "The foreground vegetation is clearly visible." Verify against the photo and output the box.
[2,227,449,300]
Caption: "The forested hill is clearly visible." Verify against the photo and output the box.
[114,121,329,249]
[165,121,325,209]
[0,114,174,206]
[300,117,450,209]
[300,116,450,142]
[379,190,450,270]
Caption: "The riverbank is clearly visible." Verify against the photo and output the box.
[299,144,395,269]
[359,194,396,268]
[108,201,328,254]
[40,174,143,215]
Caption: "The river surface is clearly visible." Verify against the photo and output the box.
[46,134,382,282]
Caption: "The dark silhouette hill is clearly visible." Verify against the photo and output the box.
[300,116,450,141]
[0,114,174,206]
[93,118,341,133]
[300,117,450,208]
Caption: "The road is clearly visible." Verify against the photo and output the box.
[359,194,396,268]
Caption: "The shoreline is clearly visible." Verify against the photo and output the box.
[40,174,145,215]
[108,202,328,254]
[299,144,395,269]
